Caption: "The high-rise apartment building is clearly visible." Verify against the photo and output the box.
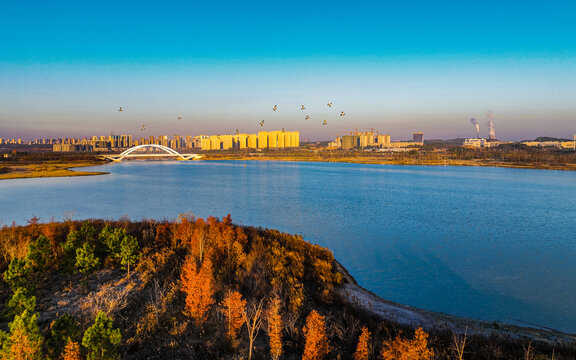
[341,135,358,149]
[247,134,258,148]
[194,131,299,150]
[413,132,424,144]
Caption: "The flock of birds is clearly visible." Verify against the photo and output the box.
[268,102,346,127]
[118,102,347,133]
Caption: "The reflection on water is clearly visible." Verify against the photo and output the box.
[1,160,575,333]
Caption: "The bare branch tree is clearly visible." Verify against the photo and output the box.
[243,299,264,360]
[523,341,534,360]
[451,327,468,360]
[149,279,166,325]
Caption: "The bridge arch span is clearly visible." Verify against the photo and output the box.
[118,144,181,158]
[100,144,203,162]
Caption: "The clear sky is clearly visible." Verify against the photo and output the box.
[1,0,575,141]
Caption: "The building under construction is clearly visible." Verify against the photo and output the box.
[329,130,423,149]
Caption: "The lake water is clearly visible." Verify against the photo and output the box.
[1,160,575,333]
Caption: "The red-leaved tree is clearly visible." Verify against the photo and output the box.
[302,310,330,360]
[180,257,215,326]
[220,290,246,345]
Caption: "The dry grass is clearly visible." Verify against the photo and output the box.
[82,277,138,320]
[0,161,107,180]
[203,154,576,171]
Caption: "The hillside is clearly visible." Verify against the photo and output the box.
[1,217,574,359]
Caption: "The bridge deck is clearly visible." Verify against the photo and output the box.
[98,144,204,162]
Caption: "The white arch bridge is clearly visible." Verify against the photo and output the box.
[99,144,204,162]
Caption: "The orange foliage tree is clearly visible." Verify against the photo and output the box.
[268,246,305,312]
[180,257,215,326]
[174,214,194,248]
[354,326,371,360]
[267,295,283,360]
[62,338,82,360]
[207,215,248,283]
[220,290,246,345]
[302,310,330,360]
[155,223,173,247]
[8,332,39,360]
[190,218,208,263]
[6,311,43,360]
[380,328,433,360]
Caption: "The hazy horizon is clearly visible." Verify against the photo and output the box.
[1,1,575,141]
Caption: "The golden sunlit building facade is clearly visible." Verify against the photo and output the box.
[194,130,299,150]
[258,132,268,149]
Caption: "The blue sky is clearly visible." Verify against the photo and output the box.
[1,0,575,141]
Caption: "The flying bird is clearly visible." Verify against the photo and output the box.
[118,107,123,112]
[323,120,328,125]
[177,114,183,120]
[305,115,310,120]
[301,105,306,110]
[340,111,345,116]
[273,105,277,111]
[141,125,146,131]
[327,102,333,107]
[260,120,264,127]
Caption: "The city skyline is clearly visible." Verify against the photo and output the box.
[1,1,575,141]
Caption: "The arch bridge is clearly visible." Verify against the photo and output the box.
[99,144,204,162]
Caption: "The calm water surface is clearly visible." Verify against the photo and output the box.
[1,161,575,333]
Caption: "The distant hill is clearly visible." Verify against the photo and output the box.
[524,136,573,142]
[424,138,466,145]
[301,141,331,147]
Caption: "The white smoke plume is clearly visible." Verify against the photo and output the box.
[470,118,480,138]
[486,111,495,140]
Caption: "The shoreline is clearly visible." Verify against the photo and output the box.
[2,155,576,181]
[0,160,109,180]
[334,261,576,345]
[202,155,576,171]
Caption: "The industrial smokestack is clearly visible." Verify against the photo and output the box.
[470,118,480,138]
[486,111,495,141]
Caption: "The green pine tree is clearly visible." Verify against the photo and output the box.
[46,314,82,360]
[62,222,98,272]
[99,225,126,257]
[82,311,121,360]
[62,230,82,271]
[3,258,31,291]
[27,235,53,270]
[119,235,140,277]
[6,287,36,318]
[79,221,98,243]
[75,242,100,274]
[0,330,9,358]
[1,309,43,359]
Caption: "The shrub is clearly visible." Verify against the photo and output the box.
[3,257,31,291]
[82,311,121,360]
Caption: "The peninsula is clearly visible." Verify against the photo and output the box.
[0,217,574,359]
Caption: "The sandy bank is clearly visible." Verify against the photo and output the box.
[0,161,109,180]
[334,261,576,346]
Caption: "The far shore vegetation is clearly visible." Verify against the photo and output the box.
[0,150,108,180]
[2,142,576,180]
